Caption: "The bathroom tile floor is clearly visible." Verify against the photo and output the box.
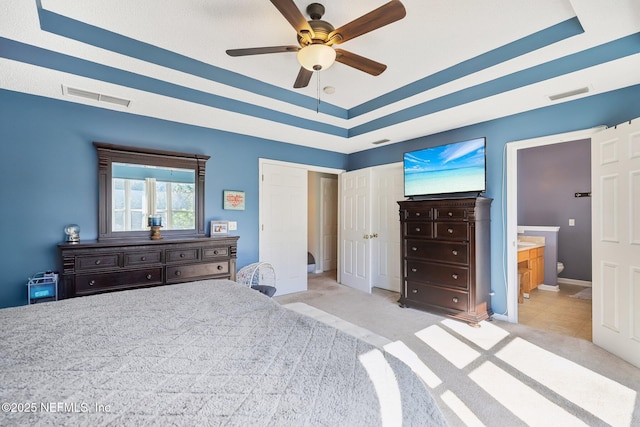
[518,283,592,341]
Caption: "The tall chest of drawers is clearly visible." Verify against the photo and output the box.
[398,198,492,326]
[57,236,239,299]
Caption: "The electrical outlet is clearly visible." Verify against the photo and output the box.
[569,218,575,226]
[228,221,237,231]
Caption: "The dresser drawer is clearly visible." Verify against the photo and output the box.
[76,268,163,294]
[404,222,433,238]
[124,250,162,266]
[403,207,433,220]
[166,261,229,283]
[405,240,468,264]
[166,248,199,263]
[202,246,229,258]
[406,260,469,289]
[76,253,120,271]
[434,207,468,220]
[406,281,469,312]
[434,222,469,241]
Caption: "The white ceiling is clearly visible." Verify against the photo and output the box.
[2,0,640,153]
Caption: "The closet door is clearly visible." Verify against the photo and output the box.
[371,163,403,292]
[339,163,403,294]
[340,168,372,293]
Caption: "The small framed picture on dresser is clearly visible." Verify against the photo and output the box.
[210,221,228,236]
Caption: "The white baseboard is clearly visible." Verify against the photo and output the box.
[538,284,560,292]
[557,278,592,287]
[492,313,510,323]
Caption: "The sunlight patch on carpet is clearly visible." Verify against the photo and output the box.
[359,349,403,427]
[441,318,510,350]
[496,337,635,426]
[440,390,486,427]
[415,325,480,369]
[383,340,442,388]
[469,361,588,426]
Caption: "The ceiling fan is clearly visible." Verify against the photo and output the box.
[226,0,406,88]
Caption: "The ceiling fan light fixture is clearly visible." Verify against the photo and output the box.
[297,44,336,71]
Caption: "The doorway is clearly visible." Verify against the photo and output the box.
[308,171,338,280]
[504,127,603,325]
[515,140,592,339]
[259,159,343,295]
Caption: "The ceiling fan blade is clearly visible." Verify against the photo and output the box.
[328,0,406,45]
[226,46,299,56]
[334,49,386,76]
[293,67,313,88]
[270,0,315,42]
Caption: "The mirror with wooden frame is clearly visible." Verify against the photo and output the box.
[95,142,209,240]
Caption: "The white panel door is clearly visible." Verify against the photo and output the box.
[592,118,640,368]
[321,177,338,271]
[260,162,308,296]
[371,163,404,292]
[340,168,371,293]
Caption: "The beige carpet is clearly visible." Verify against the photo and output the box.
[276,271,640,427]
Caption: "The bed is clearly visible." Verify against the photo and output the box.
[0,279,446,426]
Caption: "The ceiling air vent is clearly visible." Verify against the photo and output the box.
[371,138,390,145]
[63,85,131,107]
[548,87,589,101]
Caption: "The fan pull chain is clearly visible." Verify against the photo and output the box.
[316,71,321,113]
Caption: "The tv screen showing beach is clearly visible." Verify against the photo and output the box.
[404,138,486,197]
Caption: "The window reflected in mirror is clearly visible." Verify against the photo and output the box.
[95,142,209,240]
[111,163,196,231]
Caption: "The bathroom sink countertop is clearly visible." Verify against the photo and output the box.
[517,241,545,251]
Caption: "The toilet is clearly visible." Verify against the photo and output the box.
[557,262,565,274]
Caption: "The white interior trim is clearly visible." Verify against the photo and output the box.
[504,126,605,323]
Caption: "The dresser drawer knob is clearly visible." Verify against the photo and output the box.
[175,271,182,276]
[452,250,458,256]
[411,268,417,272]
[412,289,418,294]
[452,274,459,280]
[415,227,421,232]
[180,253,185,258]
[146,274,152,280]
[411,247,418,251]
[452,297,459,303]
[89,280,95,286]
[95,260,101,265]
[447,228,454,234]
[448,211,453,217]
[141,256,146,261]
[416,212,420,216]
[213,250,219,255]
[217,265,223,270]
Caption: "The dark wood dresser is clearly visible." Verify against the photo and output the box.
[398,198,492,326]
[57,236,239,299]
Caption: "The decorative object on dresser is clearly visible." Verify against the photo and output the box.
[57,236,238,299]
[398,197,493,326]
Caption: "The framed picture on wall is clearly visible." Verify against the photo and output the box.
[210,221,229,236]
[223,190,245,210]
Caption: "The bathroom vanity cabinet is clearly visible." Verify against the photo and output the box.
[518,245,545,292]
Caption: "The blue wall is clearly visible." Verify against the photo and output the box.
[348,84,640,316]
[0,89,347,308]
[3,85,640,313]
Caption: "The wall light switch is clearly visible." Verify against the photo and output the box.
[569,218,575,226]
[228,221,237,231]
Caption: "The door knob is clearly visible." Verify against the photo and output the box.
[364,234,370,239]
[372,233,378,238]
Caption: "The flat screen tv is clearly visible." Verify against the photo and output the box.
[403,137,486,197]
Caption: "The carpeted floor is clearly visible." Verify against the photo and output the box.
[275,271,640,427]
